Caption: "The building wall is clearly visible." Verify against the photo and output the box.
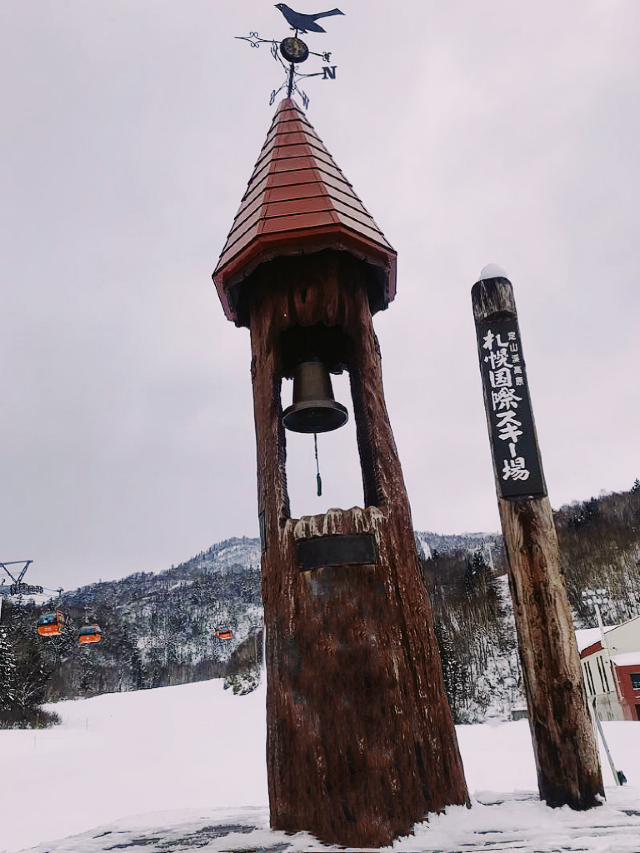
[580,649,627,721]
[606,616,640,656]
[616,663,640,721]
[579,616,640,722]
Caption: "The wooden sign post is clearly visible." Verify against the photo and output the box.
[472,266,603,809]
[213,99,468,848]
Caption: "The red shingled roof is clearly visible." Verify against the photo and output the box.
[213,98,397,326]
[580,641,604,658]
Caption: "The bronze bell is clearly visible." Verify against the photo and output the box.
[282,361,348,434]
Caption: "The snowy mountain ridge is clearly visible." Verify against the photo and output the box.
[11,528,504,709]
[7,484,639,721]
[415,530,501,562]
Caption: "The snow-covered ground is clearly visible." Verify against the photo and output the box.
[2,677,640,853]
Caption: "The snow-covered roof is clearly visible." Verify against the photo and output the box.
[611,652,640,667]
[574,626,616,653]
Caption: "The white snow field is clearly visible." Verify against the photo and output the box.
[2,677,640,853]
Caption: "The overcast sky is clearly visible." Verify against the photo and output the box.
[1,0,638,592]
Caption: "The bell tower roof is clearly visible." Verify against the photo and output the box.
[213,98,397,326]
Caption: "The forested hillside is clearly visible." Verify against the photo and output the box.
[421,482,640,722]
[421,548,522,723]
[1,484,639,727]
[558,481,640,625]
[0,538,264,723]
[53,536,263,694]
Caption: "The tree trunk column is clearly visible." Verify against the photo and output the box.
[472,272,603,810]
[248,253,468,848]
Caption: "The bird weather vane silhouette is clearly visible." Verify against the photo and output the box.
[235,5,344,109]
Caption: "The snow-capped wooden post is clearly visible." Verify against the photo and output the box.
[213,99,468,848]
[472,265,604,809]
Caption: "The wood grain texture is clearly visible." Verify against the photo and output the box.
[498,496,603,807]
[250,251,468,848]
[473,275,604,809]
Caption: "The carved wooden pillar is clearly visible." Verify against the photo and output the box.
[214,100,468,848]
[472,268,603,810]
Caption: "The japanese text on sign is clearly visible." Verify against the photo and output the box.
[478,319,546,498]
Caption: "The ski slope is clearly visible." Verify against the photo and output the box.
[2,677,640,853]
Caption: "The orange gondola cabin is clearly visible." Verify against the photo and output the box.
[214,627,232,640]
[78,624,102,645]
[37,611,65,637]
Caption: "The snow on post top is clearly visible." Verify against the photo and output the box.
[478,263,510,282]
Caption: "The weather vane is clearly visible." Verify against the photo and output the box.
[236,5,344,110]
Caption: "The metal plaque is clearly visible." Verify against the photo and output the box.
[476,318,546,499]
[259,511,267,554]
[296,534,377,571]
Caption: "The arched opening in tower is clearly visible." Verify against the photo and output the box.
[279,322,370,518]
[283,371,362,517]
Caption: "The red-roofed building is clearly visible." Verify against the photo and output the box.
[578,614,640,721]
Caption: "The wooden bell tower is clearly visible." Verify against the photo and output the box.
[213,99,468,848]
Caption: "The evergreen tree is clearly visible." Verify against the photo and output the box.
[12,646,52,722]
[0,625,17,721]
[223,664,261,695]
[567,497,600,529]
[464,551,499,603]
[119,628,146,691]
[2,599,55,724]
[632,478,640,493]
[433,618,465,723]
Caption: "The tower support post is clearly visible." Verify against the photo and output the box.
[472,271,604,810]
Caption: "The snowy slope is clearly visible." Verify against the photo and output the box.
[415,530,502,561]
[2,675,640,853]
[29,537,266,696]
[1,678,267,852]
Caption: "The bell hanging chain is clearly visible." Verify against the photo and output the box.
[314,432,322,497]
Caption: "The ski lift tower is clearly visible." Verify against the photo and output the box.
[0,561,43,620]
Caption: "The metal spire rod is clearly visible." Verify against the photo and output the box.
[287,61,295,98]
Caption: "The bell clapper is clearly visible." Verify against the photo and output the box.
[314,432,322,496]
